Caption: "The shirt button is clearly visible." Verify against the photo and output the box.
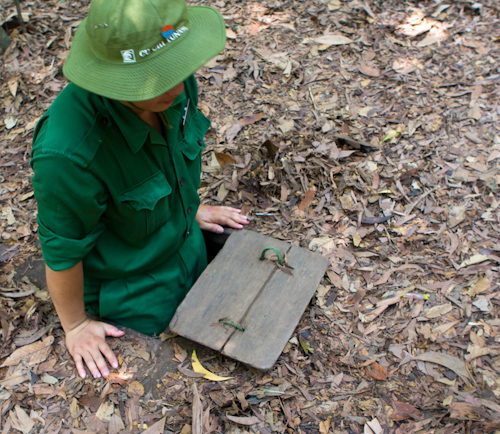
[187,207,192,215]
[197,140,203,147]
[180,178,185,186]
[186,231,190,236]
[100,117,108,126]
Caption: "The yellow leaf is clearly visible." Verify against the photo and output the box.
[380,130,400,143]
[298,336,314,354]
[191,351,233,381]
[352,233,362,247]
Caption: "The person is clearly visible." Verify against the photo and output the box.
[30,0,248,380]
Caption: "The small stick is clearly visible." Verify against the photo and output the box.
[14,0,27,32]
[308,87,318,111]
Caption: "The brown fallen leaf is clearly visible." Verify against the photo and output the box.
[468,277,491,297]
[374,265,422,286]
[360,295,402,322]
[108,414,125,434]
[106,370,133,386]
[449,403,482,420]
[192,383,203,434]
[359,63,380,77]
[313,34,354,46]
[142,417,166,434]
[460,254,492,268]
[276,263,294,276]
[347,289,366,305]
[226,415,260,426]
[10,406,34,434]
[78,394,102,412]
[423,303,452,319]
[0,374,28,388]
[241,112,264,126]
[215,152,236,167]
[173,342,188,362]
[390,401,423,421]
[402,351,473,382]
[298,186,317,212]
[0,335,54,367]
[13,325,52,347]
[96,401,114,422]
[365,362,387,381]
[447,204,467,228]
[416,29,447,47]
[226,123,242,143]
[319,416,331,434]
[334,134,375,152]
[241,204,252,216]
[127,381,144,397]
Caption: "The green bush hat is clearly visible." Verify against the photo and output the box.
[63,0,226,101]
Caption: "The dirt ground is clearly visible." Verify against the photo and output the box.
[1,0,500,433]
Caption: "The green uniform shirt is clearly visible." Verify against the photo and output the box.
[31,75,208,335]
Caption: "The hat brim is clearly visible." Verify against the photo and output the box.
[63,6,226,101]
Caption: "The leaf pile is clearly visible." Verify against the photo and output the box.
[1,0,500,433]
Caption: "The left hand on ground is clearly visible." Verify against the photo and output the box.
[196,205,249,234]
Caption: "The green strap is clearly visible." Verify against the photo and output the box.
[219,319,245,332]
[260,247,284,266]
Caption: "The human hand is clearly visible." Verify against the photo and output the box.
[65,319,125,379]
[196,205,249,234]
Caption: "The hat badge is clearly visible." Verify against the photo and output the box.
[161,25,175,38]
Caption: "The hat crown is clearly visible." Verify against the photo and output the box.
[86,0,189,64]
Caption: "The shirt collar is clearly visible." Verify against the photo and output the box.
[104,98,149,154]
[103,88,187,154]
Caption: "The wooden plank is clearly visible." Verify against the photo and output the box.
[222,245,328,369]
[170,230,290,351]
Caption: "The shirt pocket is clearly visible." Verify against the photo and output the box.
[118,171,172,239]
[180,109,210,159]
[179,109,211,186]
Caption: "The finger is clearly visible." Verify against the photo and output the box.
[99,341,119,371]
[221,207,241,213]
[73,353,87,379]
[232,214,249,224]
[104,324,125,338]
[89,347,112,378]
[220,214,248,228]
[82,352,102,379]
[202,222,224,233]
[223,220,244,229]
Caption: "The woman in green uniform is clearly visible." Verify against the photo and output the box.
[31,0,248,379]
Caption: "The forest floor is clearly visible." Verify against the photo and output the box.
[1,0,500,433]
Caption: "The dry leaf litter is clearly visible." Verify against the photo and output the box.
[1,0,500,433]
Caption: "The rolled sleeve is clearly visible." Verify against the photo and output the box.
[32,153,108,271]
[37,217,105,270]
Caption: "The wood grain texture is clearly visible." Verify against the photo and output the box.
[222,245,328,369]
[170,230,290,351]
